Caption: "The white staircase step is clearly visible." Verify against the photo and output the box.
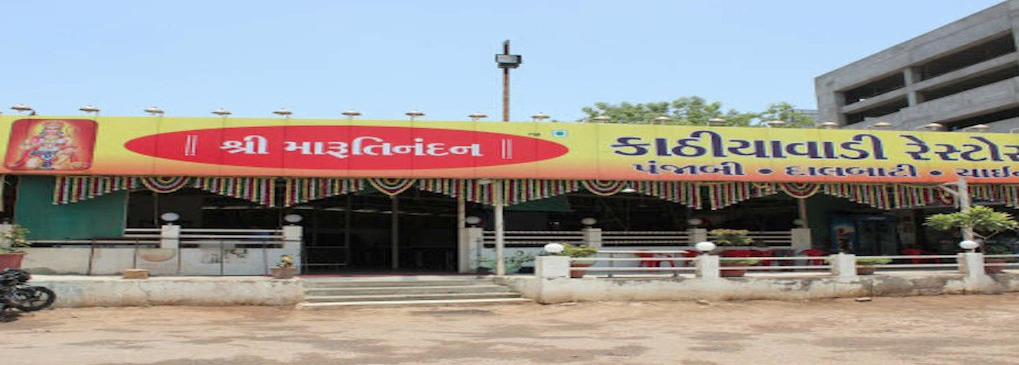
[304,292,520,303]
[296,297,533,310]
[305,285,512,296]
[304,278,492,288]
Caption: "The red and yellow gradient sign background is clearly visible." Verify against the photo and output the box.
[1,115,1018,184]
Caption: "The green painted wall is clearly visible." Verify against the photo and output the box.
[14,175,127,240]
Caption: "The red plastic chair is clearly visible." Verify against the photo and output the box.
[798,249,828,265]
[637,252,675,268]
[748,249,775,266]
[720,249,754,257]
[901,248,938,264]
[680,250,699,266]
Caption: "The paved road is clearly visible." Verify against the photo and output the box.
[3,294,1019,365]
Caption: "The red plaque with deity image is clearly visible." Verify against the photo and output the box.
[4,119,97,171]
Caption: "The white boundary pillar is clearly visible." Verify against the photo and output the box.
[494,179,505,276]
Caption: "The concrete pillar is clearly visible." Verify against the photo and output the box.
[582,227,602,248]
[282,225,303,273]
[829,253,858,279]
[689,228,708,245]
[904,67,923,106]
[791,228,812,254]
[462,227,485,273]
[535,255,570,279]
[494,179,505,276]
[159,224,180,250]
[958,252,987,279]
[456,196,466,271]
[695,254,719,279]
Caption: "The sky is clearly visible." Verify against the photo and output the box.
[0,0,1006,122]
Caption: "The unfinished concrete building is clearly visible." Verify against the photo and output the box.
[816,0,1019,132]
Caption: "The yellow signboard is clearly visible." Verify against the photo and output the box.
[1,115,1017,183]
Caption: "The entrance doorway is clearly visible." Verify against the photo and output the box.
[300,189,458,274]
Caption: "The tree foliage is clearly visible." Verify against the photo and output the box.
[579,96,815,127]
[924,206,1019,241]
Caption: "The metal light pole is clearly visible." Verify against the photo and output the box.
[492,41,521,275]
[495,40,522,122]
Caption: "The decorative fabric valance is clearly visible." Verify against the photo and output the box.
[581,180,629,196]
[138,176,191,193]
[48,175,1019,212]
[54,176,276,206]
[193,177,276,207]
[635,181,702,209]
[705,182,778,210]
[368,178,417,197]
[54,176,139,204]
[284,178,363,207]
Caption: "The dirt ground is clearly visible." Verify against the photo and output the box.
[2,294,1019,365]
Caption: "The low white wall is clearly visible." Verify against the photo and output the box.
[501,273,1019,304]
[31,276,304,307]
[21,246,301,276]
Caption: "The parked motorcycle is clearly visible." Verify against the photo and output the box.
[1,268,55,313]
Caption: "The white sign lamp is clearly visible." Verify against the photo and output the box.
[469,112,487,121]
[581,217,597,227]
[160,212,180,224]
[283,214,303,224]
[465,216,482,227]
[915,123,943,131]
[144,106,165,116]
[10,104,33,115]
[406,110,424,121]
[869,122,891,129]
[695,241,716,255]
[79,105,100,116]
[543,242,564,255]
[342,110,361,120]
[212,108,231,117]
[272,108,293,119]
[959,240,979,253]
[963,124,990,132]
[531,112,549,122]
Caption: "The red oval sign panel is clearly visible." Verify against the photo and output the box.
[124,125,569,170]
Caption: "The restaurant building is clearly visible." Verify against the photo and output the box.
[1,115,1016,275]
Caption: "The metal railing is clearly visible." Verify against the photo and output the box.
[984,254,1019,270]
[582,250,697,277]
[482,231,585,247]
[708,231,793,246]
[27,228,290,276]
[601,231,693,246]
[855,255,960,272]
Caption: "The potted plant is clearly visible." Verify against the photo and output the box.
[270,254,297,279]
[476,251,536,274]
[718,258,759,277]
[0,224,31,270]
[855,257,891,275]
[554,243,598,278]
[710,229,756,277]
[710,229,753,247]
[925,206,1019,274]
[983,244,1016,274]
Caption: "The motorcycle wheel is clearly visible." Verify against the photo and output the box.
[12,286,55,312]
